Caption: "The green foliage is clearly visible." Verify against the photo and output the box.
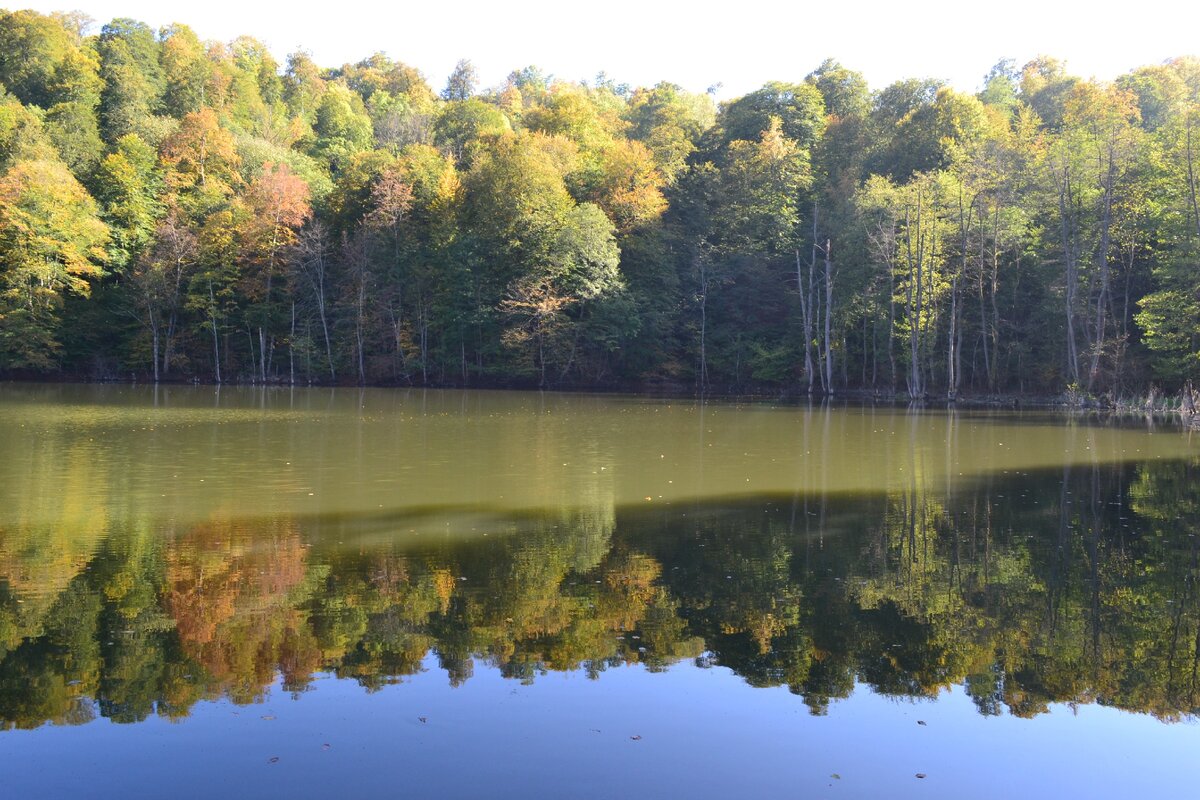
[0,10,101,109]
[94,133,162,270]
[159,24,210,118]
[312,83,374,174]
[0,157,108,368]
[0,7,1193,395]
[719,81,826,152]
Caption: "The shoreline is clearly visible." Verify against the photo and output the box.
[5,374,1199,425]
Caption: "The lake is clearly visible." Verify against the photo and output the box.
[2,383,1199,798]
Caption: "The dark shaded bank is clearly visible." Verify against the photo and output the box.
[6,373,1200,430]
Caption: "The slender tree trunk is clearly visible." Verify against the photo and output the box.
[209,283,221,384]
[905,193,926,401]
[1088,151,1117,392]
[823,238,834,396]
[538,318,547,388]
[289,301,296,386]
[948,273,959,400]
[1187,108,1200,240]
[951,189,975,400]
[1059,165,1081,385]
[888,250,897,395]
[150,307,160,383]
[356,277,366,385]
[798,246,815,394]
[991,220,1003,391]
[419,296,429,385]
[700,281,708,390]
[977,235,990,390]
[247,326,258,382]
[163,312,176,378]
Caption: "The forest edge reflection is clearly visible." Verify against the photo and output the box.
[4,456,1200,731]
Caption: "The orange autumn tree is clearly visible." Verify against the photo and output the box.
[160,107,240,212]
[165,518,320,703]
[237,162,311,382]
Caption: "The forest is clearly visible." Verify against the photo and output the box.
[1,9,1199,398]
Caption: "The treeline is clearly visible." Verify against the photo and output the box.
[1,9,1199,396]
[4,460,1200,728]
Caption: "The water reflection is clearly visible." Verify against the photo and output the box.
[4,455,1200,731]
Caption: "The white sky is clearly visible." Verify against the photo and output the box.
[11,0,1200,98]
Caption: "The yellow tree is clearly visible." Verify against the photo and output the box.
[0,157,107,369]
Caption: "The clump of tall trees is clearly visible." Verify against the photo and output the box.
[1,9,1198,398]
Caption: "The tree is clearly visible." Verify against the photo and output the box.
[159,24,210,118]
[806,59,870,120]
[129,210,198,380]
[1048,81,1143,390]
[442,59,479,102]
[96,18,165,143]
[160,107,241,211]
[94,133,162,271]
[311,84,373,175]
[237,163,312,382]
[363,164,415,379]
[718,81,826,152]
[0,10,101,110]
[0,157,108,369]
[290,221,336,381]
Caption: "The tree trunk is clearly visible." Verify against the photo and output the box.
[798,246,815,394]
[150,308,160,383]
[289,301,296,386]
[1187,108,1200,240]
[698,254,709,392]
[1059,165,1081,385]
[356,277,366,385]
[209,283,221,384]
[948,273,958,400]
[823,238,834,396]
[162,312,176,378]
[1087,151,1117,392]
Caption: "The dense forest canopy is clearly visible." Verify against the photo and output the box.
[0,9,1199,398]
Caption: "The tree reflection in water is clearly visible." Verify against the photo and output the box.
[3,457,1200,730]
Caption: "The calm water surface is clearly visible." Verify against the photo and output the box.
[2,383,1200,798]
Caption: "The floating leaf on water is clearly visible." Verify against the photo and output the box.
[830,774,841,780]
[917,720,926,726]
[630,735,642,740]
[268,757,279,764]
[916,773,927,779]
[418,716,427,723]
[261,715,276,721]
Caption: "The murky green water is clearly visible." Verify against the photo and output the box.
[2,384,1200,798]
